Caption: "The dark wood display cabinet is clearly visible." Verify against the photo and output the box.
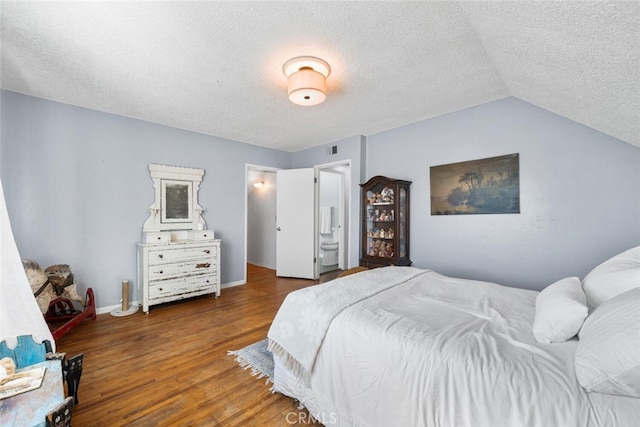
[360,175,411,268]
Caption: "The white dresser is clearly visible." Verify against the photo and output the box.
[137,164,220,313]
[137,238,221,313]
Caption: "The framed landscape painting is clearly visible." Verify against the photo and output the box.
[430,153,520,215]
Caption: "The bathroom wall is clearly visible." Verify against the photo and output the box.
[319,170,340,239]
[318,170,341,272]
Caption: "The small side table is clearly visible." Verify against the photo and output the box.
[0,360,64,427]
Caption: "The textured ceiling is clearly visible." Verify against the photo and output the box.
[1,1,638,152]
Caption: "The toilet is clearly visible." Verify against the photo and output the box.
[320,227,339,266]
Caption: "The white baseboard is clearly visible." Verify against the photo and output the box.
[247,261,275,270]
[97,303,132,315]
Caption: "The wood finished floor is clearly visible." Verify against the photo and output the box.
[55,264,340,426]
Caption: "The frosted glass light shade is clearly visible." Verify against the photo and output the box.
[288,68,326,106]
[283,56,331,106]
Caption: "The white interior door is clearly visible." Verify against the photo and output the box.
[276,168,316,279]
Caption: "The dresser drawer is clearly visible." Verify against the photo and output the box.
[148,275,217,300]
[187,230,215,240]
[148,260,216,281]
[143,232,171,244]
[148,245,216,265]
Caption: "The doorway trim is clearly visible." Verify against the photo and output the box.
[315,159,352,276]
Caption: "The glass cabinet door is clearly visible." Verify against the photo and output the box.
[365,183,396,258]
[398,186,408,258]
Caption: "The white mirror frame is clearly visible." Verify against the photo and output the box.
[142,164,206,232]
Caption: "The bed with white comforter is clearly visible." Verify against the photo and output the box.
[268,259,640,427]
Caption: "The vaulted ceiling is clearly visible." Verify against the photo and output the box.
[1,1,638,152]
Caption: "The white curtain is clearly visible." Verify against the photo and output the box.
[0,180,55,350]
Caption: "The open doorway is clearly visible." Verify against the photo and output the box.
[245,165,279,278]
[316,161,350,275]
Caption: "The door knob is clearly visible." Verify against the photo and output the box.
[276,227,281,231]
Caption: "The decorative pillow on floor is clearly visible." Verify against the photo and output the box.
[532,277,588,343]
[575,287,640,397]
[582,246,640,309]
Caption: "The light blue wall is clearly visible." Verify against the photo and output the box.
[0,90,291,308]
[366,97,640,290]
[2,91,638,309]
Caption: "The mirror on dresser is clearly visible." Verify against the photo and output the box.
[137,164,221,313]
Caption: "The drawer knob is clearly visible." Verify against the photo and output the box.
[204,250,210,254]
[159,270,163,274]
[158,254,164,259]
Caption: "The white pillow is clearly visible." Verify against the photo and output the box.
[582,246,640,309]
[532,277,588,343]
[575,287,640,397]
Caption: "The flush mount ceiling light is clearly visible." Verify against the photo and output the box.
[253,180,265,189]
[283,56,331,106]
